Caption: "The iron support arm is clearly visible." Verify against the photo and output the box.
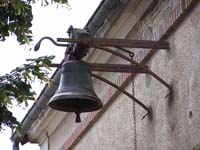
[93,46,171,90]
[91,73,151,114]
[57,37,169,49]
[49,63,148,73]
[89,63,148,73]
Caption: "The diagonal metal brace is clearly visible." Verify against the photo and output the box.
[91,73,151,115]
[93,46,171,90]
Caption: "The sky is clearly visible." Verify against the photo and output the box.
[0,0,101,149]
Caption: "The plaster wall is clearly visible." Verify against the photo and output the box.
[72,1,200,150]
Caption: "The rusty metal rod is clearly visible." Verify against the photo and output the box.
[89,63,148,73]
[116,47,135,57]
[93,46,171,90]
[93,46,137,64]
[91,73,151,114]
[49,63,148,73]
[57,38,169,49]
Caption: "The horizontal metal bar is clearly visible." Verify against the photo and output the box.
[49,63,148,73]
[89,63,148,73]
[57,37,169,49]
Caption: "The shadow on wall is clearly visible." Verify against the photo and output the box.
[193,144,200,150]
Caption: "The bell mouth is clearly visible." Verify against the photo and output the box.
[48,93,103,112]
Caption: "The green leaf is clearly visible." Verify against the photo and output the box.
[0,0,66,132]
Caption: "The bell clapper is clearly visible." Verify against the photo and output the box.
[75,112,81,123]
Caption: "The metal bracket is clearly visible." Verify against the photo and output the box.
[34,36,171,90]
[34,35,171,115]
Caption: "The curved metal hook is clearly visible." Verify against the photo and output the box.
[34,36,68,51]
[115,46,135,58]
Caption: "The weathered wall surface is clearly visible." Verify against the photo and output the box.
[72,0,200,150]
[38,0,200,150]
[135,1,200,150]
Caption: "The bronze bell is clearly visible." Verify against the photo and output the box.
[48,60,103,123]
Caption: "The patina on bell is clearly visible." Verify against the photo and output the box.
[48,60,103,123]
